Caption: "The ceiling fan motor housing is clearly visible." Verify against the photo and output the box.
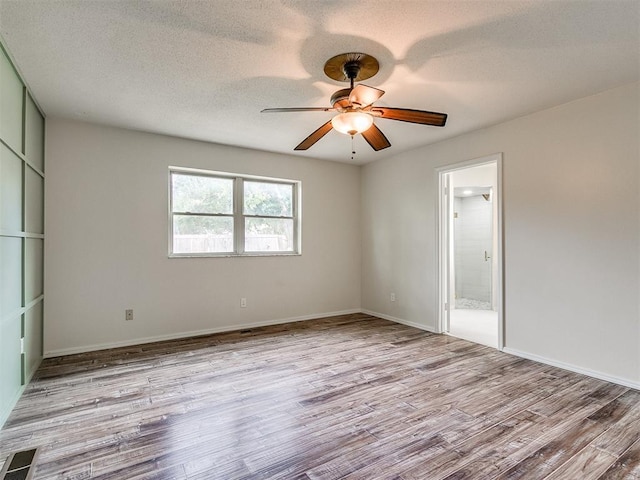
[330,88,353,109]
[343,60,362,81]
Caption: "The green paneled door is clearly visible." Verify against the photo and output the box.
[0,42,45,428]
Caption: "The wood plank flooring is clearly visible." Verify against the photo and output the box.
[1,313,639,479]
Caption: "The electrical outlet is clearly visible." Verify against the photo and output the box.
[125,309,134,321]
[390,293,396,302]
[240,298,247,308]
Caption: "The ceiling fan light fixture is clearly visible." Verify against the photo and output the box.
[262,52,447,151]
[331,111,374,136]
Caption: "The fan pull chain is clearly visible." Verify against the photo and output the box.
[350,135,356,161]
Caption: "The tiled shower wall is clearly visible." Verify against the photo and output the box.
[454,195,492,303]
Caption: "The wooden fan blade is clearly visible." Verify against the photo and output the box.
[262,107,335,113]
[361,123,391,151]
[294,120,334,150]
[349,84,385,107]
[369,107,447,126]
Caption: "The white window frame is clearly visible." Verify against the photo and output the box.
[169,166,301,257]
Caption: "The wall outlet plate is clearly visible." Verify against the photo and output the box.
[125,309,134,321]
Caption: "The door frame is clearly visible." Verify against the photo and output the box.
[436,153,504,349]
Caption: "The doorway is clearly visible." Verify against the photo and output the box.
[438,154,503,349]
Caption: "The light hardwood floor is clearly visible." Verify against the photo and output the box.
[1,313,639,479]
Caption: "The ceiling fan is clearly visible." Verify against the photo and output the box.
[261,52,448,152]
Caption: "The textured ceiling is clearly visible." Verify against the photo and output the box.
[1,0,638,165]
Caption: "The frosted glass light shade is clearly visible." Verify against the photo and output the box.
[331,112,373,135]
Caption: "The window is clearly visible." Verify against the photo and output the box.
[169,167,300,256]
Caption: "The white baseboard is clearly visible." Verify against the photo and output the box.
[363,310,639,391]
[43,308,362,358]
[361,309,437,333]
[502,347,640,391]
[42,309,639,392]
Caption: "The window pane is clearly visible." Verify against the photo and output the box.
[172,174,233,214]
[245,218,294,252]
[25,93,44,172]
[24,301,43,380]
[0,47,24,153]
[173,215,233,253]
[25,238,43,302]
[0,142,22,232]
[244,181,292,217]
[0,237,22,315]
[25,165,44,234]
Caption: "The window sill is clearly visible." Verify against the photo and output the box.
[168,252,301,259]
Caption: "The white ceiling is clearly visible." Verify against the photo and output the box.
[1,1,638,165]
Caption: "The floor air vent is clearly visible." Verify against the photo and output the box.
[0,448,38,480]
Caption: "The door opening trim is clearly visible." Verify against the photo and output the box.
[436,153,504,350]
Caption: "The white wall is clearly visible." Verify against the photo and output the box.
[44,119,362,355]
[362,82,640,385]
[449,164,495,189]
